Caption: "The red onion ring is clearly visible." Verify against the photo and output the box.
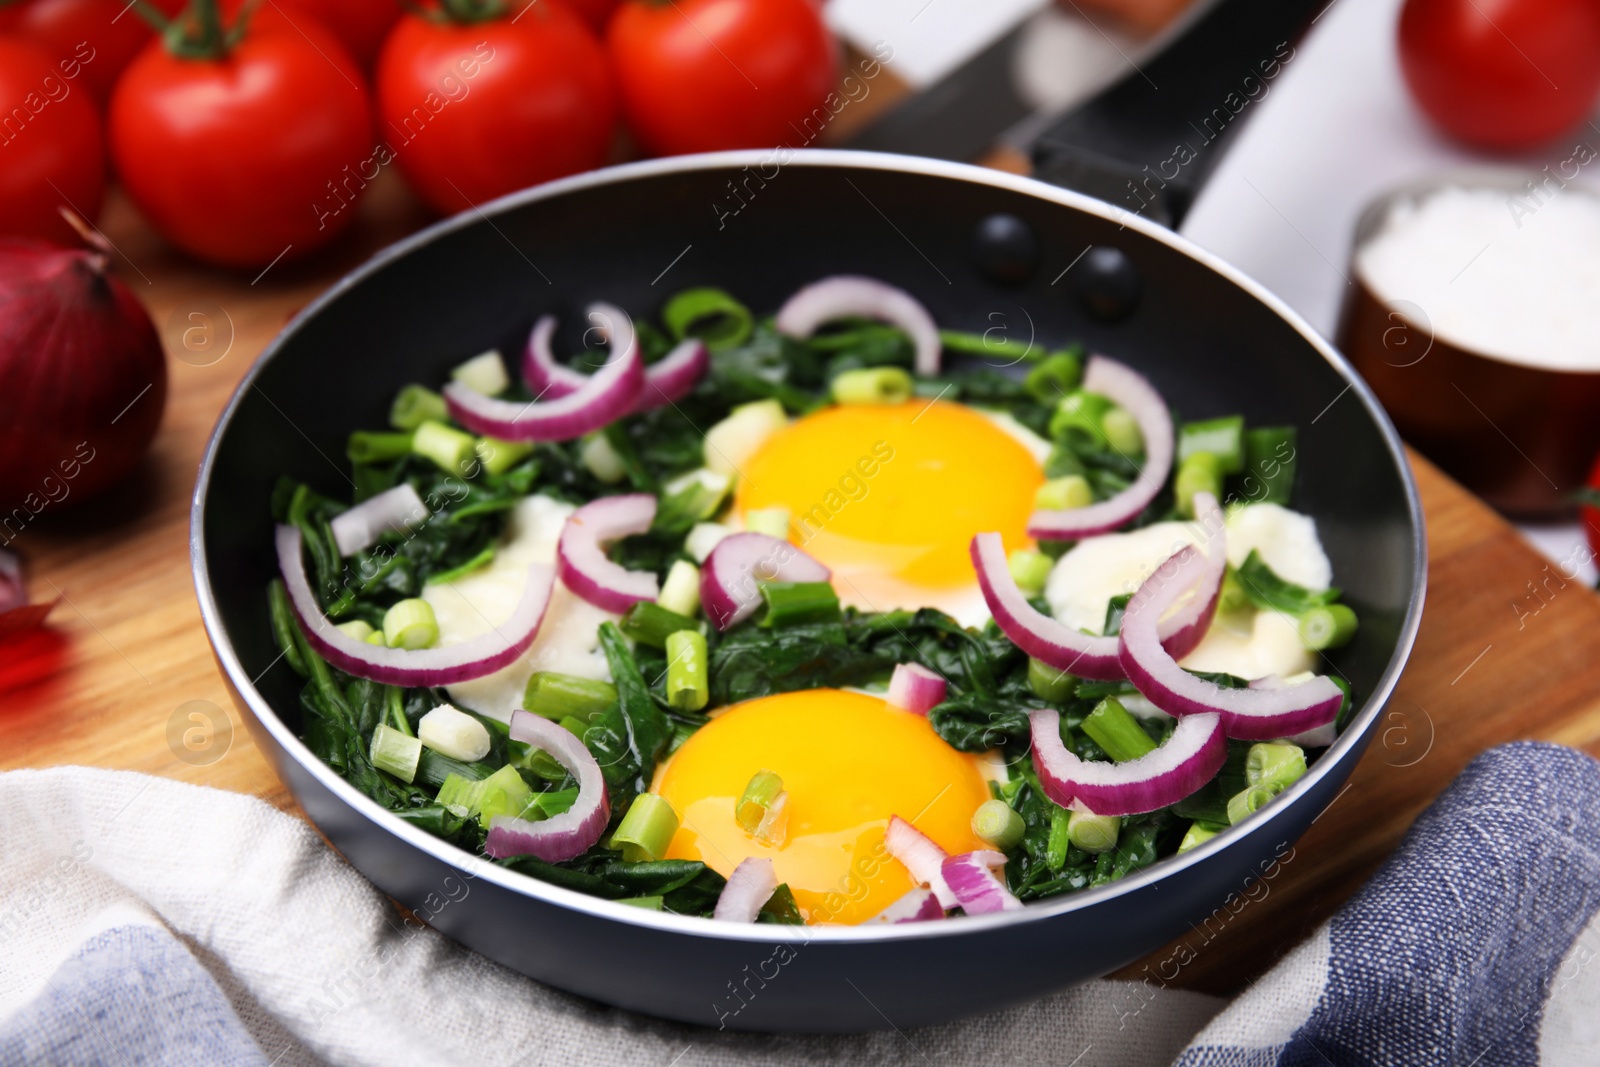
[556,494,660,612]
[1120,546,1344,739]
[884,815,956,908]
[1157,491,1226,661]
[1251,676,1339,747]
[1029,707,1227,816]
[1027,356,1175,540]
[329,484,430,557]
[523,306,706,415]
[700,532,831,631]
[940,851,1021,915]
[886,662,946,716]
[868,886,945,923]
[484,710,609,862]
[275,525,554,686]
[444,323,644,442]
[634,338,709,412]
[775,275,942,376]
[713,857,777,922]
[521,314,588,400]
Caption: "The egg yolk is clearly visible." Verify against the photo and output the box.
[735,401,1043,608]
[652,689,992,925]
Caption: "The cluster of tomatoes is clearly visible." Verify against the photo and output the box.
[0,0,837,269]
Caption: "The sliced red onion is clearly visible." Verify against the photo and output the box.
[1028,356,1175,539]
[275,525,554,686]
[700,532,831,631]
[775,275,941,376]
[940,851,1021,915]
[884,815,956,908]
[1120,546,1344,739]
[1029,707,1227,816]
[484,710,609,862]
[521,313,588,399]
[329,484,430,558]
[886,662,946,716]
[445,321,643,442]
[525,309,707,413]
[713,857,777,923]
[556,494,660,612]
[634,338,709,412]
[868,886,945,923]
[1251,677,1340,748]
[1160,491,1226,661]
[970,531,1122,680]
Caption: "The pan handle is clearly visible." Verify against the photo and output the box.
[1031,0,1327,228]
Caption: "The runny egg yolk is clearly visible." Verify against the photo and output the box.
[652,689,992,925]
[734,401,1043,612]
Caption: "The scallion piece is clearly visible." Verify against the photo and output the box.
[557,715,591,739]
[370,723,422,784]
[656,469,732,536]
[1218,568,1250,614]
[412,420,479,477]
[657,559,701,618]
[523,671,617,721]
[1028,658,1078,702]
[382,598,438,650]
[390,384,448,431]
[1046,805,1071,871]
[1067,810,1121,854]
[1227,783,1280,825]
[662,287,754,351]
[1177,821,1225,853]
[1101,406,1144,456]
[736,769,784,834]
[612,792,680,862]
[759,581,841,628]
[473,764,533,823]
[972,799,1025,851]
[425,546,496,587]
[616,895,665,910]
[1049,390,1114,448]
[417,704,490,762]
[1243,426,1297,504]
[475,436,533,476]
[684,522,733,563]
[580,433,628,484]
[1177,416,1245,474]
[1174,451,1222,518]
[347,430,414,465]
[365,629,387,646]
[1008,549,1054,594]
[1081,697,1157,762]
[1298,603,1358,650]
[451,349,510,396]
[744,506,791,540]
[1246,742,1307,793]
[664,629,709,712]
[1034,474,1093,511]
[520,787,578,820]
[939,328,1039,362]
[336,618,375,642]
[1024,350,1083,402]
[618,601,697,649]
[832,366,913,405]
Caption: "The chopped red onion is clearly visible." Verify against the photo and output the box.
[868,886,945,923]
[700,532,831,630]
[276,525,554,686]
[1159,491,1226,661]
[525,309,708,413]
[329,484,430,557]
[886,662,946,716]
[884,815,956,908]
[1251,677,1340,748]
[1120,546,1344,739]
[1027,356,1175,539]
[940,851,1021,915]
[713,857,778,922]
[634,338,709,412]
[556,494,660,612]
[970,531,1122,680]
[1029,707,1227,816]
[521,313,589,399]
[775,275,942,376]
[484,710,609,862]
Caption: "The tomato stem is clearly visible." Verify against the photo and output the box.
[423,0,512,25]
[163,0,261,60]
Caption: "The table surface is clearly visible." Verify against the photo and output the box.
[6,168,1600,1001]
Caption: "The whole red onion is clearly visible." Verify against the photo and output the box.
[0,239,167,521]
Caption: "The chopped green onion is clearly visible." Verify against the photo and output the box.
[1298,603,1358,650]
[390,384,448,431]
[616,895,665,910]
[971,799,1025,851]
[1046,805,1071,871]
[412,420,479,477]
[703,399,787,480]
[1243,426,1297,505]
[474,765,533,822]
[618,601,697,649]
[939,328,1040,362]
[1068,810,1121,853]
[346,430,414,464]
[655,469,732,536]
[1175,451,1222,518]
[383,598,438,650]
[1227,783,1280,824]
[336,619,375,642]
[1035,474,1093,511]
[370,723,422,784]
[744,506,791,540]
[475,436,533,476]
[736,769,785,835]
[417,704,491,762]
[1049,390,1114,447]
[832,366,913,405]
[1081,697,1157,762]
[267,579,308,678]
[684,522,733,563]
[1177,416,1245,474]
[665,629,709,712]
[612,793,680,862]
[523,671,617,721]
[557,715,592,740]
[365,629,387,646]
[657,560,701,618]
[435,772,477,814]
[1218,568,1250,614]
[1024,350,1083,402]
[1178,821,1225,853]
[451,349,510,395]
[425,546,496,587]
[1245,742,1307,793]
[1008,549,1054,594]
[759,581,840,628]
[1028,658,1079,702]
[662,287,754,351]
[520,787,578,820]
[580,433,628,484]
[1101,406,1143,456]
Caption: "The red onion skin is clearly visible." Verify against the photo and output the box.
[0,239,166,517]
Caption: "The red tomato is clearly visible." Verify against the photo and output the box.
[0,38,105,244]
[547,0,621,32]
[271,0,401,68]
[1398,0,1600,150]
[606,0,837,156]
[0,0,186,107]
[108,8,373,269]
[376,4,616,216]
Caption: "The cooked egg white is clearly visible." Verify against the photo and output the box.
[423,495,618,722]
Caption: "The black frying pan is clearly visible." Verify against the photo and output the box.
[193,149,1423,1032]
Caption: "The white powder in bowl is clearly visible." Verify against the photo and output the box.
[1355,184,1600,371]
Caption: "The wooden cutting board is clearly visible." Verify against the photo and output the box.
[5,173,1599,1000]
